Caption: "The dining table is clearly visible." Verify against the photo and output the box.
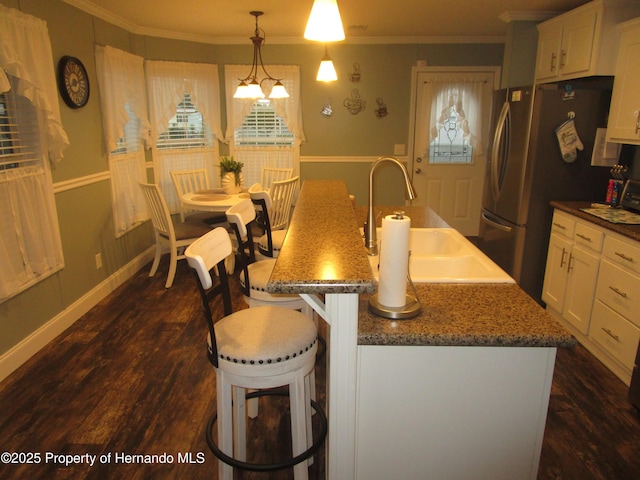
[180,188,251,213]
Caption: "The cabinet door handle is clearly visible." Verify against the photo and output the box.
[553,222,566,230]
[576,233,591,242]
[560,248,568,268]
[550,53,557,72]
[560,49,566,69]
[608,285,628,298]
[614,251,633,263]
[601,327,621,343]
[567,253,575,272]
[635,110,639,135]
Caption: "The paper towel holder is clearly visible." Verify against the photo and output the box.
[368,210,422,319]
[369,292,422,319]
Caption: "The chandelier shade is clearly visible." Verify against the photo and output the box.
[304,0,345,42]
[233,11,288,99]
[316,46,338,82]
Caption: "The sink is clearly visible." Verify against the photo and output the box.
[362,227,515,284]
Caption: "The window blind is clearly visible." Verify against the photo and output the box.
[235,101,294,146]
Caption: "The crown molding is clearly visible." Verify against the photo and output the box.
[63,0,504,46]
[498,10,560,23]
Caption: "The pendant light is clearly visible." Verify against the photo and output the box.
[304,0,345,42]
[316,45,338,82]
[234,11,289,99]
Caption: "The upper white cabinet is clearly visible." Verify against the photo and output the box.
[606,18,640,144]
[535,0,640,83]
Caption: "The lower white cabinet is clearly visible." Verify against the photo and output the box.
[543,209,640,385]
[542,211,601,335]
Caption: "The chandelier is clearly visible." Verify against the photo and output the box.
[233,11,288,99]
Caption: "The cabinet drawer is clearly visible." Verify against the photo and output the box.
[590,300,640,370]
[550,211,575,239]
[603,235,640,275]
[595,259,640,327]
[574,222,604,253]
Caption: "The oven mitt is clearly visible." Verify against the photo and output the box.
[555,118,584,163]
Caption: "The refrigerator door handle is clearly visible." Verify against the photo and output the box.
[490,101,510,202]
[481,211,513,233]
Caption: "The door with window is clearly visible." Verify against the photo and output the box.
[409,68,497,236]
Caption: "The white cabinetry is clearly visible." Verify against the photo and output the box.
[591,236,640,370]
[535,0,640,84]
[606,18,640,145]
[542,211,602,335]
[543,208,640,384]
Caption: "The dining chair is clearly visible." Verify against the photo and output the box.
[138,182,212,288]
[260,166,293,191]
[249,176,299,258]
[170,169,227,226]
[185,227,326,480]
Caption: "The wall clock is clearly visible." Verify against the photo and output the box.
[57,56,90,109]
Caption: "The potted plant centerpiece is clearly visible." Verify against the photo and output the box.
[219,156,244,194]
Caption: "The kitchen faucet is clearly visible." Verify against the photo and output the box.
[365,156,417,255]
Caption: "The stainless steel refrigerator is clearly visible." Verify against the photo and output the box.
[477,81,612,305]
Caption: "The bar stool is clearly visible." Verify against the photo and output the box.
[185,228,327,480]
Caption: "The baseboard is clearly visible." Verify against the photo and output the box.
[0,247,155,383]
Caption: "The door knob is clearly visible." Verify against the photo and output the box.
[415,168,422,174]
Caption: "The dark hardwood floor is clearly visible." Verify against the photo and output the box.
[0,257,639,479]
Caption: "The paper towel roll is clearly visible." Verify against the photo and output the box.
[377,214,411,307]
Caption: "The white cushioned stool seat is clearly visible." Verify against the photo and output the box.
[213,306,317,367]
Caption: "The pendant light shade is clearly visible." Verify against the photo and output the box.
[304,0,345,42]
[233,11,289,99]
[316,47,338,82]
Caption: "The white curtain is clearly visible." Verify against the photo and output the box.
[0,6,66,301]
[146,60,223,144]
[145,60,222,211]
[0,166,64,302]
[422,78,486,156]
[224,65,303,184]
[95,45,151,152]
[95,45,150,237]
[0,4,69,163]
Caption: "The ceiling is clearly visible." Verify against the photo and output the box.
[62,0,591,44]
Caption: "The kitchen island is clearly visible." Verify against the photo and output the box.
[268,180,574,480]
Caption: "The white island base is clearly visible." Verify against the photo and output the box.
[356,345,556,479]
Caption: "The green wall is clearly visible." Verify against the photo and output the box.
[0,0,503,361]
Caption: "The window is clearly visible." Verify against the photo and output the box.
[0,78,65,302]
[145,60,223,212]
[225,65,304,186]
[0,90,39,170]
[419,79,487,165]
[157,93,213,150]
[234,100,295,147]
[429,94,473,164]
[95,45,150,238]
[112,103,141,155]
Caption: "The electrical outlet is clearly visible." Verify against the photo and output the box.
[394,144,406,155]
[95,253,103,269]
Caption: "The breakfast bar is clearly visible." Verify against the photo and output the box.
[268,180,575,479]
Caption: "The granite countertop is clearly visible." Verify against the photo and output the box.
[268,180,376,294]
[268,179,575,348]
[358,284,575,347]
[550,200,640,242]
